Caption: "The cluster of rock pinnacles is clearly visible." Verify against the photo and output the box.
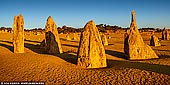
[13,10,169,68]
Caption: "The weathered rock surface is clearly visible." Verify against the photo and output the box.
[124,10,158,60]
[100,33,108,46]
[45,16,62,54]
[77,20,107,68]
[13,14,24,53]
[150,35,161,46]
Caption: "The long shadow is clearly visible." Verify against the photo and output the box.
[107,59,170,75]
[60,38,79,43]
[24,42,78,65]
[108,44,114,45]
[0,39,77,65]
[0,40,13,52]
[24,42,47,54]
[62,44,79,48]
[0,43,13,52]
[0,40,44,54]
[105,50,127,59]
[55,52,77,65]
[161,45,166,46]
[154,49,170,52]
[0,40,13,44]
[158,55,170,59]
[25,39,41,43]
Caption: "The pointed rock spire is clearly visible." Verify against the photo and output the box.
[124,10,158,60]
[131,10,136,23]
[77,20,107,68]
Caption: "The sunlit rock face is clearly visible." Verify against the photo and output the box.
[45,16,63,54]
[77,20,107,68]
[124,10,158,60]
[13,14,24,53]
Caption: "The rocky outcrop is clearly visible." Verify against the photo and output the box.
[45,16,62,54]
[77,20,107,68]
[124,10,158,60]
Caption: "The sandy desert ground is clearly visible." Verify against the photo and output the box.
[0,32,170,84]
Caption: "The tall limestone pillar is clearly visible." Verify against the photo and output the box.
[45,16,62,54]
[124,10,158,60]
[77,20,107,68]
[13,14,24,53]
[162,27,166,40]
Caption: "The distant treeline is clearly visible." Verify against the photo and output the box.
[0,25,165,33]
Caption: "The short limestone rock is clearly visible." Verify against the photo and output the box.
[150,35,161,46]
[124,10,158,60]
[77,20,107,68]
[45,16,62,54]
[162,27,169,40]
[13,14,24,53]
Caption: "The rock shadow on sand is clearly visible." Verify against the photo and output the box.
[158,55,170,59]
[60,38,79,43]
[24,42,77,65]
[0,40,13,52]
[24,43,77,65]
[0,43,13,52]
[0,40,44,54]
[54,52,78,65]
[25,39,41,43]
[105,50,128,59]
[24,42,47,54]
[61,44,79,48]
[0,40,13,44]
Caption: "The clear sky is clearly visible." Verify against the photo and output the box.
[0,0,170,29]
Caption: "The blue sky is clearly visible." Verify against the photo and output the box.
[0,0,170,29]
